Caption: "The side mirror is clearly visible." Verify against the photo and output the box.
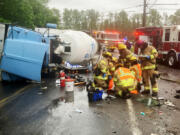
[46,23,57,29]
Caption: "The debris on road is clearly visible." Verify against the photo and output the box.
[74,108,83,113]
[158,111,163,115]
[74,82,86,86]
[147,98,152,106]
[38,92,43,95]
[137,97,161,107]
[164,100,175,107]
[41,86,47,90]
[140,112,145,116]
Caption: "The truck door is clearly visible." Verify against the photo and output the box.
[0,24,5,60]
[0,26,49,82]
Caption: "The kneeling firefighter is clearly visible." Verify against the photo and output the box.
[93,51,112,90]
[137,40,159,97]
[113,67,136,98]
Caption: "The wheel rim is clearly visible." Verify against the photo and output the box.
[168,56,175,66]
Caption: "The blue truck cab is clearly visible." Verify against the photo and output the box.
[0,23,61,82]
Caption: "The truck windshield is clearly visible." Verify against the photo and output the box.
[104,34,119,40]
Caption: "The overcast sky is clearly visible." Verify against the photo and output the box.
[48,0,180,15]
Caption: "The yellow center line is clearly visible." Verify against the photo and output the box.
[0,84,33,108]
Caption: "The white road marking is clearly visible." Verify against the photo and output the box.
[127,99,142,135]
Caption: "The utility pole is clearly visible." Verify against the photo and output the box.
[142,0,147,27]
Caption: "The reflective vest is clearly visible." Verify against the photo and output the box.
[130,64,142,82]
[113,67,135,88]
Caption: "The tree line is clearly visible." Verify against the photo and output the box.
[61,8,180,30]
[0,0,60,28]
[61,8,180,38]
[1,0,180,35]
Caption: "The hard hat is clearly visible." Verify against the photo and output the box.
[103,51,112,58]
[118,43,126,50]
[129,56,137,61]
[112,57,118,63]
[137,40,148,45]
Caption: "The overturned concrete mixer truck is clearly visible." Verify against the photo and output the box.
[0,23,98,82]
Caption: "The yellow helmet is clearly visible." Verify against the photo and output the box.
[103,51,112,58]
[118,43,126,50]
[112,57,118,63]
[129,56,137,61]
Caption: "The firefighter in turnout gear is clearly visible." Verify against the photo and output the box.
[108,56,118,91]
[113,67,136,98]
[109,57,118,74]
[137,41,158,97]
[93,51,112,90]
[118,43,138,68]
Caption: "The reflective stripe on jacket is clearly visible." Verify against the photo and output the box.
[94,74,108,81]
[130,64,142,82]
[98,58,109,73]
[141,45,158,70]
[113,67,135,87]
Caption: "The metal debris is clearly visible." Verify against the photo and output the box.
[74,108,83,113]
[41,86,47,90]
[164,100,175,107]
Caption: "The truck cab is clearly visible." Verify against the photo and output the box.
[0,23,62,82]
[92,30,121,51]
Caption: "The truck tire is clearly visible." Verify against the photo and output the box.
[167,53,177,67]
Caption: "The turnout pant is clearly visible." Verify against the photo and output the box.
[114,85,135,97]
[142,69,158,93]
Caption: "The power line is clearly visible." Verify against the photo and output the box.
[148,3,180,5]
[122,4,143,10]
[151,8,180,11]
[148,0,158,9]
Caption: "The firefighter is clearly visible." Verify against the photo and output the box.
[109,57,118,74]
[108,56,118,92]
[129,56,142,92]
[113,67,136,98]
[118,43,138,68]
[93,51,112,90]
[137,40,159,97]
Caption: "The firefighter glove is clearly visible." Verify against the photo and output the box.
[146,55,151,59]
[103,73,106,78]
[108,75,112,80]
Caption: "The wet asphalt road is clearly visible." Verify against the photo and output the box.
[0,65,180,135]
